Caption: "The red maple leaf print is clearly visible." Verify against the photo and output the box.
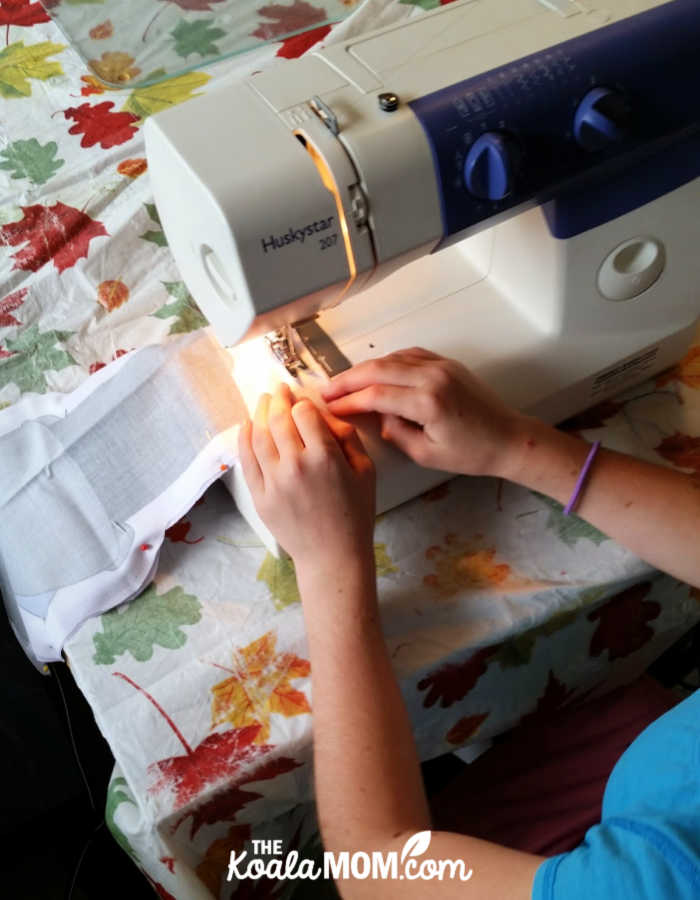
[177,755,301,837]
[417,645,500,709]
[64,102,139,150]
[89,348,127,374]
[149,726,265,807]
[0,203,107,273]
[518,671,578,729]
[0,287,26,327]
[0,0,50,29]
[114,671,266,810]
[165,518,204,544]
[655,432,700,475]
[588,582,660,661]
[276,23,331,58]
[560,399,622,434]
[252,0,326,41]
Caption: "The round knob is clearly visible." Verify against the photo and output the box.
[574,87,631,152]
[463,132,517,201]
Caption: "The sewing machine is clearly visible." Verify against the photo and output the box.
[145,0,700,552]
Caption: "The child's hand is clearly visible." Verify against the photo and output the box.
[238,383,376,575]
[322,347,526,478]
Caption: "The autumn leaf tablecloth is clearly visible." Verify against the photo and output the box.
[2,1,700,897]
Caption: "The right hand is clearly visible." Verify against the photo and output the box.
[321,347,527,478]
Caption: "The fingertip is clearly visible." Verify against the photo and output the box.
[278,381,295,400]
[320,384,339,401]
[254,391,271,413]
[290,396,318,420]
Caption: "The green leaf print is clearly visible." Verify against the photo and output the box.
[92,584,202,664]
[532,491,609,548]
[152,281,208,335]
[258,552,300,611]
[494,605,579,668]
[105,777,137,859]
[399,0,441,9]
[258,543,398,610]
[0,325,75,394]
[0,139,64,186]
[171,19,226,58]
[139,202,167,247]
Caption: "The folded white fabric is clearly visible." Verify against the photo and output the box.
[0,331,245,666]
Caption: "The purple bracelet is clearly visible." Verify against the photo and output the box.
[563,440,601,516]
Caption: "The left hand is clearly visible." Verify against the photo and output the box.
[238,383,376,575]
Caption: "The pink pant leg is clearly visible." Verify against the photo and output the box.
[429,675,680,856]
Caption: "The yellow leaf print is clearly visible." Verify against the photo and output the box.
[375,542,398,576]
[0,41,65,99]
[122,70,210,121]
[89,51,141,85]
[210,631,310,742]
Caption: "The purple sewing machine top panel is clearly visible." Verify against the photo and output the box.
[409,0,700,240]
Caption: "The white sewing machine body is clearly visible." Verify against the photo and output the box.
[145,0,700,552]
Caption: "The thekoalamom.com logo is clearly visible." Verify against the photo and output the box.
[227,831,474,883]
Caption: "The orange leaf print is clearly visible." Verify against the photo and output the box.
[196,824,250,895]
[80,74,106,96]
[656,346,700,390]
[210,631,311,742]
[89,19,113,39]
[655,432,700,474]
[423,538,533,598]
[117,157,147,178]
[446,712,489,745]
[89,51,141,84]
[97,279,129,311]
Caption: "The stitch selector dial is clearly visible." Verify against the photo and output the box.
[463,132,518,201]
[574,87,631,152]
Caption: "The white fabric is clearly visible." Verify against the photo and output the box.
[0,330,245,665]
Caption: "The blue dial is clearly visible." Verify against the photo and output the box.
[574,87,630,152]
[463,132,516,201]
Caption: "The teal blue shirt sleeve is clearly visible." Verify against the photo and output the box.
[533,818,700,900]
[532,690,700,900]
